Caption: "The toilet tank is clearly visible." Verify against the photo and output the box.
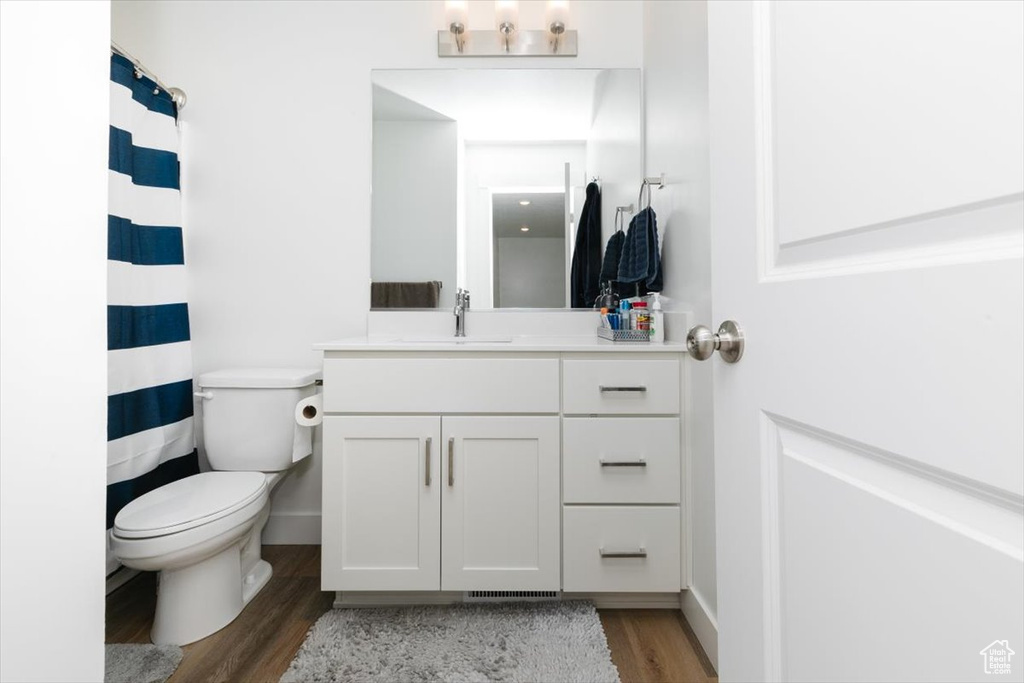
[197,368,319,472]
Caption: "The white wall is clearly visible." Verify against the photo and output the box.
[586,69,643,254]
[111,0,643,540]
[643,0,718,665]
[0,2,109,681]
[372,120,458,309]
[496,237,566,307]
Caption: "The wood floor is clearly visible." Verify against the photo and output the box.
[106,545,717,683]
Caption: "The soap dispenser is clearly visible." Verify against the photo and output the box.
[650,293,665,343]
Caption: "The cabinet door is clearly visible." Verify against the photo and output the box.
[441,416,560,590]
[321,416,440,591]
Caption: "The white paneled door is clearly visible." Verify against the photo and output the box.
[321,416,441,591]
[707,2,1023,681]
[441,416,560,591]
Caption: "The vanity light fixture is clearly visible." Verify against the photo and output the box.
[519,200,531,206]
[520,226,530,232]
[445,0,469,54]
[438,0,577,57]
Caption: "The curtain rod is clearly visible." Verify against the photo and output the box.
[111,41,187,110]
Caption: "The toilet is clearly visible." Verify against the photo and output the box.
[111,367,319,646]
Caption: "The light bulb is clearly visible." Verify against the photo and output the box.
[546,0,569,33]
[495,0,519,33]
[445,0,469,52]
[445,0,468,28]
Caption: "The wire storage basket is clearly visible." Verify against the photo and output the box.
[597,327,650,343]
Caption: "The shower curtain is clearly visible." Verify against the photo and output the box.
[106,53,198,571]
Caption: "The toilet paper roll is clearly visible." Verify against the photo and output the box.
[295,394,323,428]
[292,394,321,464]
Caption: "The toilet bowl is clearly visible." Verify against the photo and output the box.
[111,367,319,645]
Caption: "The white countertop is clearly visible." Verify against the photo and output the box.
[315,335,688,353]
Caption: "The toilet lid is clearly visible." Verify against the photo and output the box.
[114,471,268,539]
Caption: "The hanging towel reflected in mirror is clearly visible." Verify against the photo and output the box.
[570,182,602,308]
[617,206,662,293]
[600,230,625,297]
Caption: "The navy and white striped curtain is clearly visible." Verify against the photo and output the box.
[107,54,198,551]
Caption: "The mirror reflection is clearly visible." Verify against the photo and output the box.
[370,69,642,309]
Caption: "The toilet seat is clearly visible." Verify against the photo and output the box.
[114,471,267,539]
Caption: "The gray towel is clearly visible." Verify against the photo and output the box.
[617,207,662,291]
[371,281,442,308]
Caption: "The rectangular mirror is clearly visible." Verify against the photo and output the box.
[370,69,642,310]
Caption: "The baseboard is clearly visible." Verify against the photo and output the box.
[681,588,718,671]
[263,511,321,544]
[334,591,465,608]
[105,566,140,595]
[334,590,682,609]
[564,592,683,609]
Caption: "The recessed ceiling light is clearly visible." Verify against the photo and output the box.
[520,226,530,232]
[519,200,531,206]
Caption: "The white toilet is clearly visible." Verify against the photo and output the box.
[111,367,319,646]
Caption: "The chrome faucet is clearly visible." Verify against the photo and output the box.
[454,288,470,337]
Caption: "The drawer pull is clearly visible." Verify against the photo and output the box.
[425,437,432,486]
[599,458,647,467]
[599,385,647,393]
[599,546,648,559]
[448,437,455,486]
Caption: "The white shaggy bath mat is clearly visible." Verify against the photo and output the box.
[105,643,182,683]
[281,601,620,683]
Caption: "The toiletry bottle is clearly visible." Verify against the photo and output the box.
[635,301,650,332]
[650,293,665,342]
[600,307,609,328]
[620,300,631,330]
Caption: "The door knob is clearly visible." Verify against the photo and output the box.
[686,321,744,363]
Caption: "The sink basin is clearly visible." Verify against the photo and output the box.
[397,336,513,344]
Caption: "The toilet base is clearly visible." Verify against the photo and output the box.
[148,506,276,646]
[151,545,275,645]
[152,541,235,645]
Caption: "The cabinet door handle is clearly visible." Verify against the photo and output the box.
[599,385,647,393]
[599,546,648,559]
[448,437,455,486]
[425,437,432,486]
[599,459,647,467]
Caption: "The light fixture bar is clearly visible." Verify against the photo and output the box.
[437,29,577,57]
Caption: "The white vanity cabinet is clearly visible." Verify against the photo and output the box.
[320,353,562,593]
[319,343,686,600]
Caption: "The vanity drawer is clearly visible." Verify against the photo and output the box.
[563,506,680,592]
[563,418,680,504]
[322,357,559,414]
[562,359,680,415]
